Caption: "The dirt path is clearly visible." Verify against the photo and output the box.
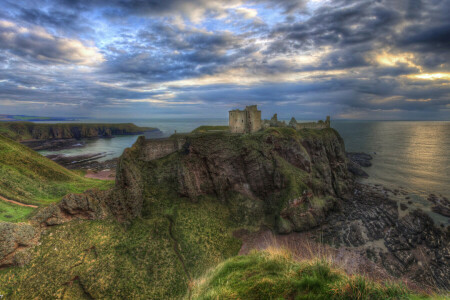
[0,195,38,208]
[84,169,115,181]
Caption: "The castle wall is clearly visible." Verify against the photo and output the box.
[229,110,247,133]
[139,138,186,161]
[294,117,330,130]
[295,122,328,130]
[247,109,261,133]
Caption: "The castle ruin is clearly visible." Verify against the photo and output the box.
[229,105,262,133]
[229,105,330,133]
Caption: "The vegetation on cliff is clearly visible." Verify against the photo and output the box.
[0,134,112,215]
[189,248,435,300]
[0,122,156,141]
[191,125,229,133]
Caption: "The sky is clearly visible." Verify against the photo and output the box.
[0,0,449,120]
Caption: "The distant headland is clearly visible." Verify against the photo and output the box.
[0,114,79,122]
[0,122,160,151]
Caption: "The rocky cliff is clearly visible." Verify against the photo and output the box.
[112,127,352,231]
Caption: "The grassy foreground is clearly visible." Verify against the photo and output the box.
[0,134,113,214]
[189,248,439,300]
[0,198,243,299]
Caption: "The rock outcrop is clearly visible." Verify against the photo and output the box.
[32,189,112,227]
[427,194,450,217]
[314,183,450,290]
[346,152,373,178]
[112,128,352,229]
[0,222,39,268]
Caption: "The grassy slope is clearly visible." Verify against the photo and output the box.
[0,134,113,210]
[0,201,34,222]
[0,122,154,141]
[189,249,439,300]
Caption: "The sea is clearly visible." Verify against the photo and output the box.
[36,119,450,224]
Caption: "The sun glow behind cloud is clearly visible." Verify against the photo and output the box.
[407,73,450,80]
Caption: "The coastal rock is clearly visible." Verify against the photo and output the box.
[347,160,369,177]
[346,152,373,167]
[32,189,111,226]
[314,183,450,290]
[21,138,84,151]
[46,153,118,171]
[346,152,372,177]
[427,194,450,217]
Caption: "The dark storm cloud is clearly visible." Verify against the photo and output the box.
[105,23,258,81]
[270,1,401,51]
[400,23,450,52]
[16,7,94,37]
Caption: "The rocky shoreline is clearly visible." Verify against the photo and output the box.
[312,151,450,291]
[309,182,449,290]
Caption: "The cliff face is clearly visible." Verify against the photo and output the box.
[0,122,156,141]
[112,128,352,232]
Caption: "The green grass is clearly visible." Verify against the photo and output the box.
[189,249,435,300]
[191,125,230,133]
[0,196,244,299]
[0,134,113,209]
[0,201,34,222]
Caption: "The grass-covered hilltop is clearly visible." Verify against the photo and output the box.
[0,124,447,299]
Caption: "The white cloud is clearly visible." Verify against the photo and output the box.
[0,20,104,66]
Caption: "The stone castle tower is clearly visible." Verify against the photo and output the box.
[229,105,262,133]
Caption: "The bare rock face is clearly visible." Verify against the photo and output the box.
[0,222,39,268]
[32,189,111,226]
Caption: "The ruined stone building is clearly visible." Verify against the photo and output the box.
[229,105,262,133]
[289,116,331,130]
